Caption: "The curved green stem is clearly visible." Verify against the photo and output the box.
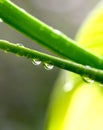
[0,0,103,69]
[0,40,103,84]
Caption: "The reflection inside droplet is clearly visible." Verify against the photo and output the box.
[82,65,94,84]
[43,63,54,70]
[82,76,94,84]
[32,59,41,65]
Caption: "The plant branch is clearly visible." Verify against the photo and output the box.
[0,0,103,69]
[0,40,103,84]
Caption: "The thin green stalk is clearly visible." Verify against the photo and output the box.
[0,40,103,84]
[0,0,103,69]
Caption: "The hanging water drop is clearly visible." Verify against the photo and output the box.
[82,76,94,84]
[43,63,54,70]
[82,65,94,83]
[32,59,41,65]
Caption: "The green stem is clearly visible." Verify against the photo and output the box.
[0,0,103,70]
[0,40,103,83]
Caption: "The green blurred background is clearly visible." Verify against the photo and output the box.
[0,0,99,129]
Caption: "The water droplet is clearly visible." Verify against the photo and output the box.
[82,65,95,83]
[43,63,54,70]
[32,59,41,65]
[82,76,94,84]
[0,18,3,23]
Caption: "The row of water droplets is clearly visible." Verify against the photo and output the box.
[82,76,94,84]
[82,75,103,87]
[82,66,103,87]
[0,16,101,83]
[0,15,95,80]
[82,65,94,84]
[32,59,54,70]
[15,39,102,83]
[15,43,54,70]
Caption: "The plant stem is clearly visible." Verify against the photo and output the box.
[0,40,103,83]
[0,0,103,70]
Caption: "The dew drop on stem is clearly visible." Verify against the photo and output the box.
[82,76,94,84]
[32,59,41,65]
[82,65,95,83]
[43,63,54,70]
